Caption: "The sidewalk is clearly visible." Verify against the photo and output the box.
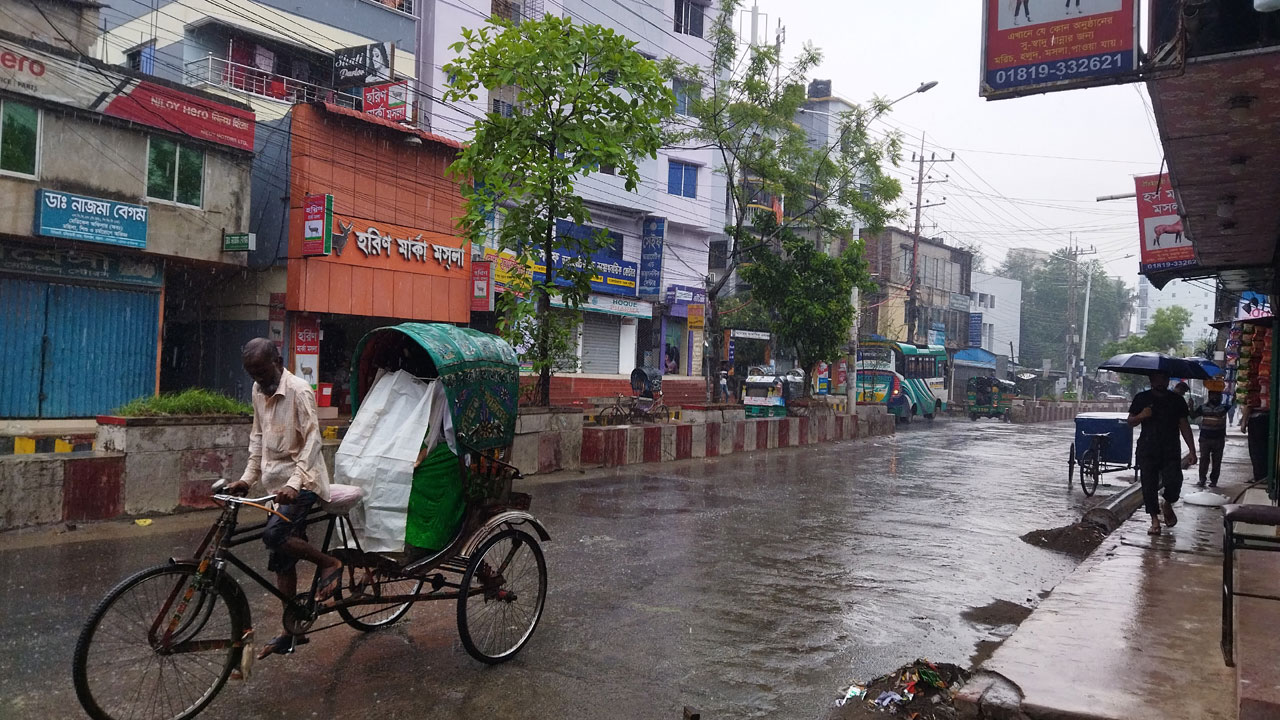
[963,436,1276,720]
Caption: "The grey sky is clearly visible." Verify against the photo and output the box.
[748,0,1162,287]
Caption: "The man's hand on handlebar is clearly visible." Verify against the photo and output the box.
[224,480,251,497]
[274,486,299,505]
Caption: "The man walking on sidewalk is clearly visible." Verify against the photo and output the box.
[1192,387,1229,488]
[1128,372,1197,535]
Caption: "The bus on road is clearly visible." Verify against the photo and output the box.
[856,339,949,423]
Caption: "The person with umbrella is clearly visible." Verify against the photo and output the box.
[1102,353,1206,536]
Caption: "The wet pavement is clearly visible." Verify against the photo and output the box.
[1,420,1112,720]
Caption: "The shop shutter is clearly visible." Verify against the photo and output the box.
[581,313,620,374]
[0,278,47,417]
[41,283,160,417]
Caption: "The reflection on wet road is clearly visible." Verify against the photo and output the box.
[0,420,1105,719]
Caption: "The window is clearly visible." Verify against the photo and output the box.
[674,0,704,37]
[0,100,38,176]
[491,85,519,118]
[126,41,156,74]
[978,293,987,307]
[709,239,728,270]
[598,163,616,176]
[988,295,995,309]
[667,160,698,198]
[492,0,521,24]
[147,137,204,206]
[673,79,697,115]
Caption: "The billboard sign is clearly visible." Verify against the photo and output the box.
[980,0,1139,100]
[969,312,984,348]
[333,43,392,86]
[363,81,407,121]
[1135,173,1194,274]
[639,217,665,299]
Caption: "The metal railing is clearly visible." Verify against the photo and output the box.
[184,55,360,107]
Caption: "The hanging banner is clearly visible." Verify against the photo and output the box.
[471,260,495,312]
[301,194,333,256]
[1135,173,1194,274]
[980,0,1140,100]
[639,217,665,299]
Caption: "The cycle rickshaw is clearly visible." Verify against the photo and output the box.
[1067,411,1134,497]
[73,323,549,720]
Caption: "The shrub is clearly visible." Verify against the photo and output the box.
[113,388,251,417]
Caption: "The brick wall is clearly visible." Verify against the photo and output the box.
[520,375,707,406]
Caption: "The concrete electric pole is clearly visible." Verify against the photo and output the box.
[905,134,953,345]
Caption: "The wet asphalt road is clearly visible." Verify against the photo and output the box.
[0,419,1110,720]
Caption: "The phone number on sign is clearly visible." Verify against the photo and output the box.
[991,53,1131,88]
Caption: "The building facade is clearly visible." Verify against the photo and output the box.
[969,271,1022,361]
[0,19,254,417]
[861,227,973,352]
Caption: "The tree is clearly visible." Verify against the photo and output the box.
[444,15,675,405]
[668,0,903,400]
[740,214,876,395]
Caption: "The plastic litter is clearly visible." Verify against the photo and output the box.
[1183,490,1230,507]
[875,691,904,707]
[835,684,866,707]
[134,518,153,527]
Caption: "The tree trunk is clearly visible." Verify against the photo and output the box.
[538,154,558,407]
[705,281,723,403]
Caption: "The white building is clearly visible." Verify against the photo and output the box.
[1136,276,1216,345]
[969,272,1022,361]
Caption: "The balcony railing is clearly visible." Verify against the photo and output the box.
[185,55,360,107]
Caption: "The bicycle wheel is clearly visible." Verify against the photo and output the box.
[650,404,671,424]
[598,406,625,426]
[74,564,246,720]
[457,528,547,664]
[1067,443,1076,485]
[1080,448,1101,497]
[336,570,423,632]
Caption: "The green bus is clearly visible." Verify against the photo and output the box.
[856,340,948,423]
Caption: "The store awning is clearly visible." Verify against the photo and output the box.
[953,348,997,369]
[1145,48,1280,293]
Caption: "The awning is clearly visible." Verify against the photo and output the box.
[952,348,997,369]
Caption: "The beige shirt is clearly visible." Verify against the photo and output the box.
[238,368,331,501]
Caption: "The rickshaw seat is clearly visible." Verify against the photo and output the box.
[323,484,365,514]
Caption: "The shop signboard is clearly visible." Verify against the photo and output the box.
[980,0,1139,100]
[550,293,653,318]
[222,231,255,252]
[969,312,984,348]
[687,303,705,329]
[33,189,148,249]
[949,293,971,312]
[0,39,254,151]
[928,322,945,347]
[334,42,391,86]
[639,217,665,299]
[1238,291,1271,321]
[302,194,333,256]
[362,81,407,121]
[1135,173,1194,274]
[292,316,320,388]
[471,260,495,312]
[730,328,770,341]
[0,240,162,287]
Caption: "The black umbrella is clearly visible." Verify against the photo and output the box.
[1098,351,1212,380]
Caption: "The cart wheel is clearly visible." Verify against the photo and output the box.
[598,406,625,426]
[1067,442,1076,486]
[335,570,423,632]
[1080,448,1101,497]
[457,528,547,664]
[651,405,671,424]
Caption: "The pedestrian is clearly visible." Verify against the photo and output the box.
[1127,371,1197,536]
[226,338,343,659]
[1191,387,1229,488]
[1241,400,1271,483]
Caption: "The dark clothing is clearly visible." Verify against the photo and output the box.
[1192,399,1230,439]
[1129,389,1191,463]
[1199,435,1225,484]
[1248,411,1270,482]
[263,489,318,573]
[1140,456,1183,516]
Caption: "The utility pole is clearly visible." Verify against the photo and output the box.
[1079,270,1093,395]
[905,133,952,345]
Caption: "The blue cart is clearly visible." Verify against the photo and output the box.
[1067,412,1134,497]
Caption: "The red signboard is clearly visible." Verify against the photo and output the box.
[103,81,256,152]
[1135,173,1194,274]
[301,194,332,256]
[981,0,1139,99]
[362,81,408,121]
[471,260,494,312]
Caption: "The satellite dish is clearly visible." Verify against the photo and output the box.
[1017,373,1037,380]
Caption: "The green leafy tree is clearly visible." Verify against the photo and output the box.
[740,215,876,395]
[444,15,675,405]
[668,0,903,400]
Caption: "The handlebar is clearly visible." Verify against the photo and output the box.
[212,493,278,505]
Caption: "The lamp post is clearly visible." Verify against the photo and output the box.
[798,81,939,412]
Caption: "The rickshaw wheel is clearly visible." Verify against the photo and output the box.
[458,528,547,664]
[335,573,424,632]
[598,406,625,426]
[650,404,671,424]
[1067,443,1076,485]
[1080,449,1101,497]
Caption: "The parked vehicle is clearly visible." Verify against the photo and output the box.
[967,376,1015,421]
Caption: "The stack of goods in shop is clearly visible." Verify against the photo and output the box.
[1237,323,1272,411]
[1224,323,1241,408]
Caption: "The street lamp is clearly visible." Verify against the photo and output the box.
[889,80,939,109]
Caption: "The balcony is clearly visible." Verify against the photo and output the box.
[1151,0,1280,60]
[185,55,359,107]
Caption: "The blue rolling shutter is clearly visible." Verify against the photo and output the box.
[0,278,47,417]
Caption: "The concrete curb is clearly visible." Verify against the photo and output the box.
[1080,479,1144,533]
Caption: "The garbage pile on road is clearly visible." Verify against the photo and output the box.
[1020,521,1106,558]
[830,659,968,719]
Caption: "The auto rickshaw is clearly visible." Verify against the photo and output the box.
[966,375,1015,421]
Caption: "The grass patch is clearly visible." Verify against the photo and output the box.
[113,388,252,417]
